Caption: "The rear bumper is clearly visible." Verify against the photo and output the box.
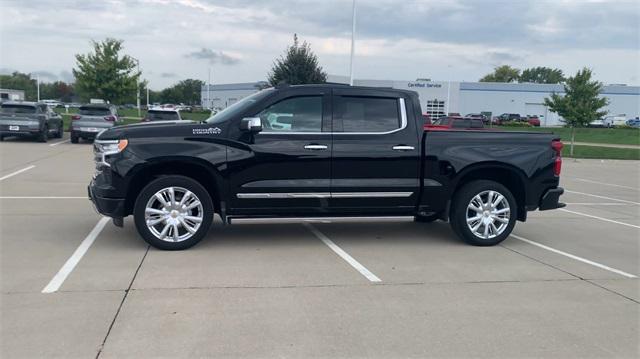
[88,182,126,218]
[539,187,566,211]
[72,129,103,139]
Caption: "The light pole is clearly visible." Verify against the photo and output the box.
[132,57,141,117]
[37,75,40,101]
[349,0,357,86]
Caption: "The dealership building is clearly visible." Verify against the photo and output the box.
[201,76,640,126]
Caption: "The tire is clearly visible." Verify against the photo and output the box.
[55,123,63,138]
[37,127,48,143]
[414,213,440,223]
[70,133,79,143]
[134,175,214,250]
[450,180,517,246]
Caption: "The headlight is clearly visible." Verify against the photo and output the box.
[95,139,128,156]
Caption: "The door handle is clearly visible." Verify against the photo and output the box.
[392,145,415,151]
[304,144,328,150]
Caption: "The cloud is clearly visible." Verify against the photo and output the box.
[184,48,241,65]
[160,72,177,78]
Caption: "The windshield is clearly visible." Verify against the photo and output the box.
[147,111,180,121]
[1,104,37,114]
[79,107,110,116]
[205,89,275,124]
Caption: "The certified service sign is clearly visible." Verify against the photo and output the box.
[407,82,442,88]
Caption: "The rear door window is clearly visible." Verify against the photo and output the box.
[79,107,111,116]
[334,96,400,133]
[147,111,180,121]
[0,104,37,114]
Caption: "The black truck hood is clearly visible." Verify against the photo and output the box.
[96,120,226,140]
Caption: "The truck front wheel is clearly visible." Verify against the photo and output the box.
[450,180,517,246]
[133,175,214,250]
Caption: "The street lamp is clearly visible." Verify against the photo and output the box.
[132,57,141,117]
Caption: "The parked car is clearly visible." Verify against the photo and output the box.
[525,115,541,127]
[626,118,640,128]
[429,116,484,129]
[494,113,522,125]
[88,84,565,250]
[0,101,63,142]
[591,115,628,128]
[142,108,183,122]
[465,113,489,124]
[70,104,121,143]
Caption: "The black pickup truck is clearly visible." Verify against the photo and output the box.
[88,84,565,250]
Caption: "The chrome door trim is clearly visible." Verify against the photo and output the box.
[237,192,413,199]
[237,193,331,199]
[330,192,413,198]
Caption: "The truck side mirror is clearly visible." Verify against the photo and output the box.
[240,117,262,133]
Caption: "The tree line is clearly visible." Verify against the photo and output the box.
[479,65,566,84]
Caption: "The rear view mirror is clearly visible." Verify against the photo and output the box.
[240,117,262,132]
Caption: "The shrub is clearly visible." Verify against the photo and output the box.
[500,121,532,127]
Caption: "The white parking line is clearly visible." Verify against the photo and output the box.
[571,178,639,191]
[49,139,70,147]
[0,165,35,181]
[559,208,640,229]
[565,202,632,206]
[42,217,110,293]
[0,196,85,199]
[304,223,381,282]
[565,190,640,205]
[511,234,637,278]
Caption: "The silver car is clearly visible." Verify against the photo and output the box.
[70,104,122,143]
[0,102,63,142]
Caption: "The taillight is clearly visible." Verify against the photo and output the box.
[71,115,81,120]
[104,115,116,122]
[552,140,563,176]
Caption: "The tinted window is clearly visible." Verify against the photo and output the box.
[470,119,483,128]
[79,107,110,116]
[335,96,400,132]
[1,104,36,113]
[257,96,322,132]
[146,111,180,121]
[452,119,471,128]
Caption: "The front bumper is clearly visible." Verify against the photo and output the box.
[539,187,566,211]
[88,181,126,218]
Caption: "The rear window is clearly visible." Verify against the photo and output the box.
[335,96,400,133]
[1,104,37,114]
[79,107,110,116]
[146,111,180,121]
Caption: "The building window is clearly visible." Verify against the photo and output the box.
[425,99,445,119]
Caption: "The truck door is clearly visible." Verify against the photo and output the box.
[330,89,421,214]
[227,88,332,215]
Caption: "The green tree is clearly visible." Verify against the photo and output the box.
[73,38,140,104]
[159,79,204,105]
[39,81,75,102]
[479,65,521,83]
[544,68,609,155]
[268,34,327,86]
[0,71,37,100]
[519,67,565,84]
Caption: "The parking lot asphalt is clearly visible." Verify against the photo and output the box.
[1,134,638,358]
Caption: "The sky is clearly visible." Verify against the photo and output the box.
[1,0,639,90]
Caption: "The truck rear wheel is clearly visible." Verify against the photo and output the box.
[133,175,214,250]
[450,180,517,246]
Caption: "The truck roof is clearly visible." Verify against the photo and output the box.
[275,83,418,96]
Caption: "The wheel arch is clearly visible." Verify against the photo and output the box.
[451,162,528,221]
[124,158,224,217]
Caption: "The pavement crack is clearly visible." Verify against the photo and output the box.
[95,244,150,359]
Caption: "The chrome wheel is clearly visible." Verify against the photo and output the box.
[466,190,510,240]
[144,186,203,242]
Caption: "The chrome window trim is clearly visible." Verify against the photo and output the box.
[256,97,408,136]
[237,191,413,199]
